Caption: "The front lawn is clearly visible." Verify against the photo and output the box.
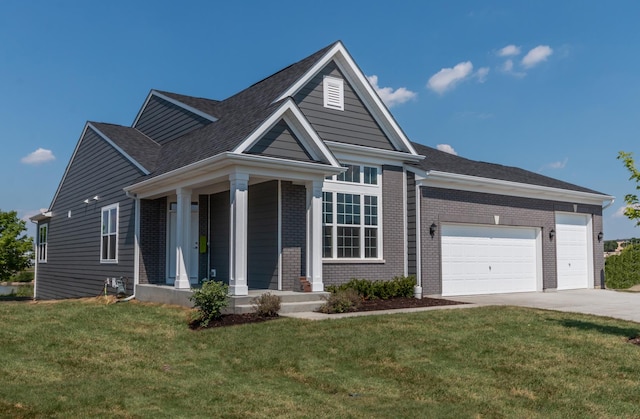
[1,299,639,417]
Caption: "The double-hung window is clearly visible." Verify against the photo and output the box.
[38,223,48,263]
[101,204,118,263]
[323,164,381,260]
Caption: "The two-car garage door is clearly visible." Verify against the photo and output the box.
[440,214,593,296]
[441,224,541,296]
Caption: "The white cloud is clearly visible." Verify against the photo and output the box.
[498,45,521,57]
[475,67,490,83]
[522,45,553,68]
[427,61,474,94]
[21,148,55,165]
[613,204,640,218]
[436,144,458,155]
[540,157,568,171]
[367,75,417,108]
[502,59,514,72]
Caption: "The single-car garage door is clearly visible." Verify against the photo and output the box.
[556,213,593,290]
[441,224,541,296]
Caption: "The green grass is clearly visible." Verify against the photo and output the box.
[1,300,640,418]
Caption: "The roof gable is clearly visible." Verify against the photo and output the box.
[132,91,216,144]
[274,41,418,156]
[246,120,314,162]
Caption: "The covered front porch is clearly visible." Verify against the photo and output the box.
[128,159,340,299]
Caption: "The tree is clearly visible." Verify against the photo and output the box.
[617,151,640,225]
[0,210,33,281]
[604,240,618,252]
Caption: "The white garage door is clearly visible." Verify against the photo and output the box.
[441,224,541,296]
[556,213,592,290]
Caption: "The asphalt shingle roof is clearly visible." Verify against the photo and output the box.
[90,122,161,173]
[411,142,605,195]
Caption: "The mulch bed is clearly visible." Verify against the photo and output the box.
[191,296,466,329]
[354,296,467,312]
[628,336,640,346]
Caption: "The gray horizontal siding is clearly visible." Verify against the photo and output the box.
[294,61,394,151]
[134,95,210,144]
[36,127,142,300]
[247,120,314,162]
[210,191,230,283]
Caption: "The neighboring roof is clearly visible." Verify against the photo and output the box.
[411,142,606,196]
[90,122,161,173]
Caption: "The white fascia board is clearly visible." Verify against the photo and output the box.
[233,99,341,168]
[273,42,419,156]
[125,152,342,199]
[132,90,218,127]
[325,141,425,166]
[422,170,614,205]
[48,123,91,210]
[88,123,150,175]
[29,211,53,222]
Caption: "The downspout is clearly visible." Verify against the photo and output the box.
[414,180,423,299]
[120,191,140,302]
[29,219,38,300]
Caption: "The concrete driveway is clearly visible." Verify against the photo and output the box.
[452,289,640,323]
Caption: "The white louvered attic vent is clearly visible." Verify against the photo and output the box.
[323,76,344,111]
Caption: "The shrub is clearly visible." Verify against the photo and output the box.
[189,280,229,327]
[10,271,34,283]
[326,275,416,300]
[319,289,361,313]
[251,292,281,317]
[605,244,640,289]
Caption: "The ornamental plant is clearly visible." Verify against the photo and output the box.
[189,280,229,327]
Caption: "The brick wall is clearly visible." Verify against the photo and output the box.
[323,165,406,285]
[419,187,604,295]
[281,181,306,291]
[139,197,166,284]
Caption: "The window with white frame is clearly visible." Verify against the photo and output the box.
[323,164,381,259]
[100,204,118,263]
[323,76,344,111]
[38,223,48,263]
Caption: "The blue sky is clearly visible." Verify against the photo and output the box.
[1,1,638,239]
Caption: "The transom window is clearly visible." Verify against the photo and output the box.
[326,164,378,185]
[38,223,48,263]
[100,204,118,263]
[323,164,381,260]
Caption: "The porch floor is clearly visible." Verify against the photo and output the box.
[135,284,329,314]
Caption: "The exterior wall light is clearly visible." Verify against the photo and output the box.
[549,229,555,241]
[430,223,437,238]
[597,232,604,242]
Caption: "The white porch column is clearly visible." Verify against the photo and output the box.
[306,180,324,292]
[229,172,249,296]
[174,187,192,289]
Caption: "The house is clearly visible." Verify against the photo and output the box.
[30,41,613,305]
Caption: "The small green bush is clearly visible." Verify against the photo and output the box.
[251,292,281,317]
[10,271,34,283]
[189,280,229,327]
[319,289,361,313]
[605,244,640,289]
[326,275,415,300]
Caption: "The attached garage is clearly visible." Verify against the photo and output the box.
[555,213,593,290]
[441,224,542,296]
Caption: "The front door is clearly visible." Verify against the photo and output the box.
[167,202,199,285]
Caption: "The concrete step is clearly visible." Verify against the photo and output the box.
[230,291,330,306]
[232,300,326,315]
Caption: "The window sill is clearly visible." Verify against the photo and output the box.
[322,258,386,264]
[100,260,118,264]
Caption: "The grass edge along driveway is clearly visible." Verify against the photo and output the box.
[1,299,639,418]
